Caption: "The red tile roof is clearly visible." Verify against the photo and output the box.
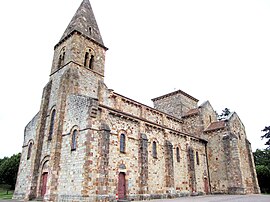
[204,121,226,132]
[182,108,200,118]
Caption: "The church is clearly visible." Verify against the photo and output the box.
[13,0,260,201]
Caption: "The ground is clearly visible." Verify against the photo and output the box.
[2,194,270,202]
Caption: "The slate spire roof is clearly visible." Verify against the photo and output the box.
[60,0,104,46]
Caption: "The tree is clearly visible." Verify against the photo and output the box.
[0,153,21,190]
[256,165,270,193]
[253,149,270,193]
[218,108,231,120]
[254,149,270,168]
[261,126,270,148]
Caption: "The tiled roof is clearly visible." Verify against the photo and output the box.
[204,121,226,132]
[182,108,200,118]
[152,89,199,102]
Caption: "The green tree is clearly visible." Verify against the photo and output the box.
[0,157,8,167]
[256,165,270,193]
[218,108,231,120]
[261,126,270,148]
[0,153,21,190]
[253,149,270,193]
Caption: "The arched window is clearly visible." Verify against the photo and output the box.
[89,55,94,69]
[27,142,33,160]
[196,151,200,165]
[152,141,157,158]
[84,49,94,69]
[71,130,77,151]
[84,52,89,67]
[48,109,56,140]
[61,52,65,66]
[120,134,126,153]
[57,48,66,68]
[176,147,180,162]
[57,55,62,68]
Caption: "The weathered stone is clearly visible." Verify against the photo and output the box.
[13,0,260,201]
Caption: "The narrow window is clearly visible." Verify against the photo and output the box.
[152,141,157,158]
[57,55,62,68]
[89,55,94,69]
[176,147,180,162]
[48,109,56,140]
[196,151,200,165]
[71,130,77,151]
[27,142,33,160]
[84,52,89,67]
[89,27,92,35]
[120,134,126,153]
[61,52,65,67]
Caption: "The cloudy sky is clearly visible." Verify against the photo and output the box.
[0,0,269,158]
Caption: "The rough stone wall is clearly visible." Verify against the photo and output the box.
[138,133,148,196]
[205,129,229,194]
[13,113,39,199]
[51,34,106,79]
[146,126,166,195]
[199,102,217,129]
[28,81,52,200]
[57,95,96,200]
[107,114,141,197]
[227,114,260,194]
[182,115,202,138]
[152,92,198,119]
[191,140,209,194]
[165,141,174,190]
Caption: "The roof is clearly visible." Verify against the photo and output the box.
[204,121,226,132]
[182,108,200,118]
[152,89,199,102]
[59,0,104,46]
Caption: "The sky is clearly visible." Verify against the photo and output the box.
[0,0,270,158]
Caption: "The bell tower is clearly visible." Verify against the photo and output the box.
[50,0,108,97]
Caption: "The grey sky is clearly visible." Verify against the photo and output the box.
[0,0,269,158]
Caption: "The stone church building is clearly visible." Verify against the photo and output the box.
[14,0,260,201]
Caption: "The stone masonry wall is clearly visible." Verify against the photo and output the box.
[152,92,198,119]
[13,113,39,199]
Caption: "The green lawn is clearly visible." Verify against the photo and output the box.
[0,189,13,199]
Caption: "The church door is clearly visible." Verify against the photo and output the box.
[118,172,126,199]
[41,172,48,197]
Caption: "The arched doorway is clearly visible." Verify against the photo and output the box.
[41,172,48,197]
[118,172,126,199]
[40,160,49,198]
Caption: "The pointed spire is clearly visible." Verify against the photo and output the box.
[60,0,104,46]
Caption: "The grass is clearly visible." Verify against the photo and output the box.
[0,189,13,199]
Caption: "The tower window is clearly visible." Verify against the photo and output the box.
[196,151,200,165]
[89,27,92,35]
[89,55,94,69]
[57,48,66,68]
[152,141,157,158]
[84,49,94,70]
[58,55,62,68]
[71,130,78,151]
[27,142,33,160]
[120,134,126,153]
[176,147,180,162]
[84,52,89,67]
[48,109,56,140]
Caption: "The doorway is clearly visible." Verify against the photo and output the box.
[118,172,126,199]
[41,172,48,197]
